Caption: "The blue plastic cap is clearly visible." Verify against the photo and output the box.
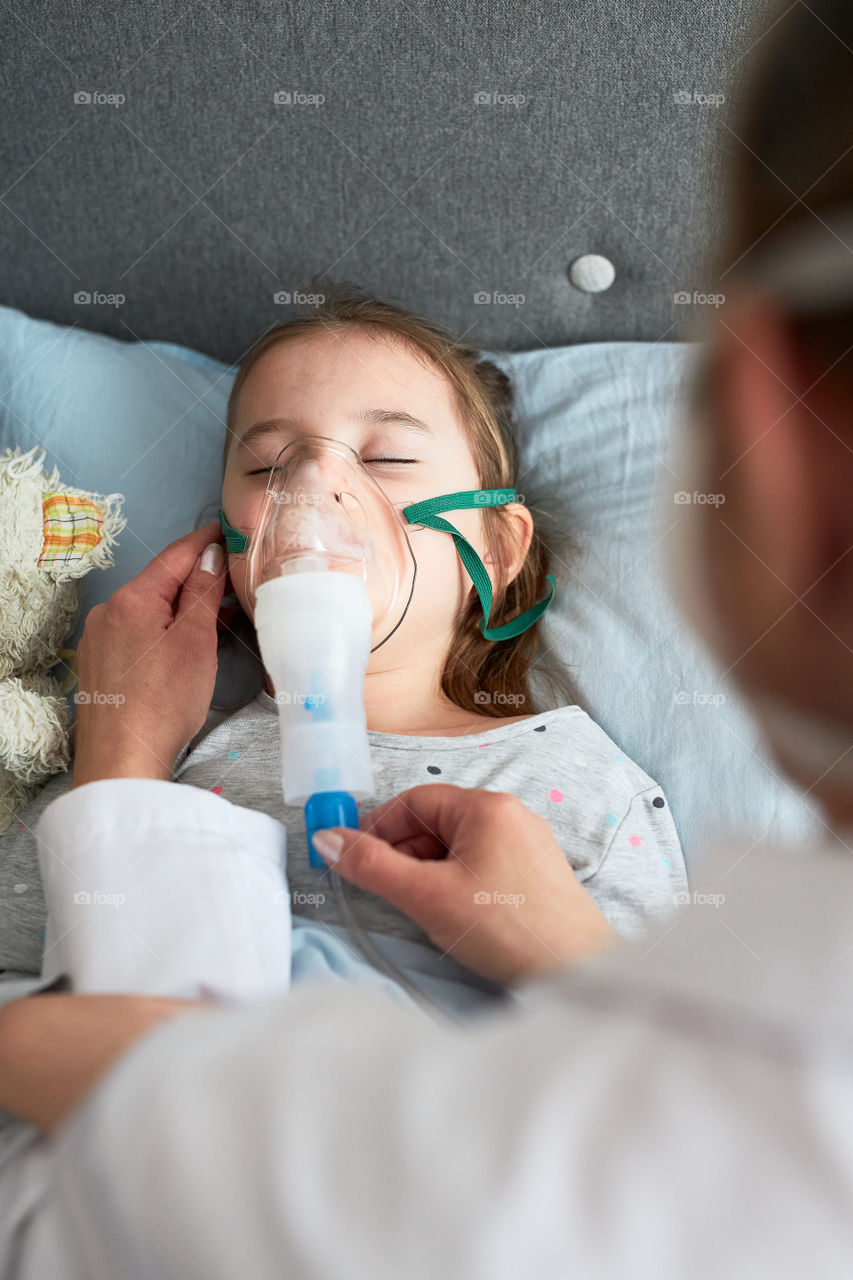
[304,791,360,869]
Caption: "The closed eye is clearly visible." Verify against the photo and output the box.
[247,457,419,477]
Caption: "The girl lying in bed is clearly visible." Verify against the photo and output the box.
[0,291,688,1018]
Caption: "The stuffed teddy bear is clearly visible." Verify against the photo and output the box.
[0,445,125,835]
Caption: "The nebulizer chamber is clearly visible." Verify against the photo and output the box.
[253,569,373,849]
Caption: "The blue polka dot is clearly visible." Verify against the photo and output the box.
[227,750,240,759]
[612,754,624,763]
[661,857,671,870]
[604,813,619,826]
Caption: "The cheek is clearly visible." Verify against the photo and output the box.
[221,477,265,616]
[226,555,252,617]
[414,508,492,595]
[666,415,739,667]
[700,497,760,670]
[406,519,479,619]
[221,463,269,529]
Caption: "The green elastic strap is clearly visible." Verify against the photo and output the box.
[402,489,556,642]
[219,507,249,554]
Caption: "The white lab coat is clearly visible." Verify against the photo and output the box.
[5,778,853,1279]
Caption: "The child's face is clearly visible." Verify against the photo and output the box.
[221,329,497,671]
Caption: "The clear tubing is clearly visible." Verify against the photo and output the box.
[330,871,458,1024]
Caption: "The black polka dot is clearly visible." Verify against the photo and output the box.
[534,725,547,732]
[652,796,665,808]
[427,765,442,775]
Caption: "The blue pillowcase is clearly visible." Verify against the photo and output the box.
[0,305,822,863]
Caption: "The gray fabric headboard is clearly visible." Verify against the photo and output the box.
[2,0,775,363]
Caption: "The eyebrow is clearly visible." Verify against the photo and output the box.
[235,408,434,451]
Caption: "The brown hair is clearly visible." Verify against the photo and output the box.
[219,285,578,717]
[713,0,853,388]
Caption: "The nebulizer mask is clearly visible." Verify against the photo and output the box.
[219,434,554,1015]
[220,432,555,849]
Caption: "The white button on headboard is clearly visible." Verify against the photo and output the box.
[568,253,616,293]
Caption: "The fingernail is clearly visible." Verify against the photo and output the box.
[312,829,344,861]
[199,543,224,575]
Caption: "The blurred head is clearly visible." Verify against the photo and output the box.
[666,0,853,827]
[220,291,575,717]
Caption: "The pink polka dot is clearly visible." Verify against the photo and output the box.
[628,834,642,847]
[478,743,490,748]
[18,824,24,833]
[211,786,223,795]
[549,788,563,803]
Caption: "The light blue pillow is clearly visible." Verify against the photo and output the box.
[0,305,821,864]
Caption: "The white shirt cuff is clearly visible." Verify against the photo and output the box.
[36,779,292,1003]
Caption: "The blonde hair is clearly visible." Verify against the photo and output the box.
[221,285,578,717]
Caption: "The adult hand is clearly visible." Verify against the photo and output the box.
[71,522,227,787]
[0,993,209,1135]
[312,785,618,986]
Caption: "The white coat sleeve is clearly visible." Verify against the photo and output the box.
[24,956,853,1280]
[8,784,853,1280]
[35,779,292,1002]
[1,776,294,1280]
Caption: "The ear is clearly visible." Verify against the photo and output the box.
[483,502,534,585]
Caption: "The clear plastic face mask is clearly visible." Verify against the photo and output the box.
[220,435,557,646]
[234,435,418,651]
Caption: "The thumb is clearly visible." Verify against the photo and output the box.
[176,541,227,626]
[313,826,428,918]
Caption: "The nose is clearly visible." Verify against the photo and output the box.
[291,438,354,488]
[286,457,346,507]
[298,460,324,488]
